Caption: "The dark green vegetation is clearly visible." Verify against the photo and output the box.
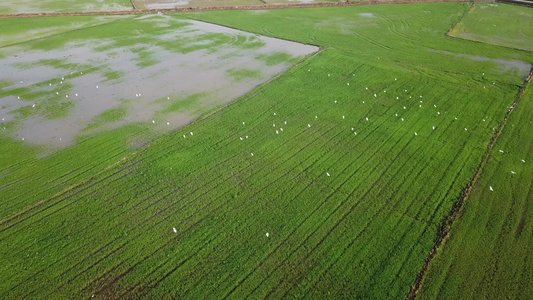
[449,2,533,52]
[417,77,533,300]
[1,2,533,299]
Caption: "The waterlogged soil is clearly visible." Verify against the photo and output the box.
[0,18,317,149]
[0,0,132,14]
[434,50,531,78]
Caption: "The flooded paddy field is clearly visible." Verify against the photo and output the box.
[0,15,318,149]
[0,0,132,14]
[139,0,263,10]
[1,3,533,300]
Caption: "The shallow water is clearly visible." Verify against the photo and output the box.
[434,50,531,78]
[0,18,318,149]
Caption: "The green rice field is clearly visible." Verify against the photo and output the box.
[417,73,533,300]
[1,2,532,299]
[449,2,533,52]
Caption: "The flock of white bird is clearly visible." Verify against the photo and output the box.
[1,70,526,236]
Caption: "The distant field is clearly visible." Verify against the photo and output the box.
[263,0,344,4]
[0,0,132,14]
[139,0,263,9]
[449,3,533,52]
[417,82,533,300]
[1,2,533,299]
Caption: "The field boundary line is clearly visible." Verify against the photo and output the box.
[445,1,475,37]
[0,0,493,19]
[406,66,533,300]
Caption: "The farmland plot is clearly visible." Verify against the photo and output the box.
[0,14,317,219]
[449,3,533,52]
[417,82,533,300]
[1,2,533,299]
[138,0,263,10]
[0,0,132,14]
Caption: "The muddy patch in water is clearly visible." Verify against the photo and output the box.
[0,18,318,149]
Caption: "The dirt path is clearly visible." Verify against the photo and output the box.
[406,67,533,300]
[0,0,490,19]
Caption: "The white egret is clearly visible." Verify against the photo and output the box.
[173,227,177,233]
[489,186,493,191]
[266,233,269,237]
[414,132,417,136]
[326,172,330,176]
[190,132,193,136]
[308,124,311,127]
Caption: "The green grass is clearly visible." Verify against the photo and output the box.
[163,92,209,113]
[256,51,297,66]
[449,3,533,52]
[0,0,132,14]
[227,68,263,81]
[1,2,533,299]
[417,82,533,300]
[83,105,129,132]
